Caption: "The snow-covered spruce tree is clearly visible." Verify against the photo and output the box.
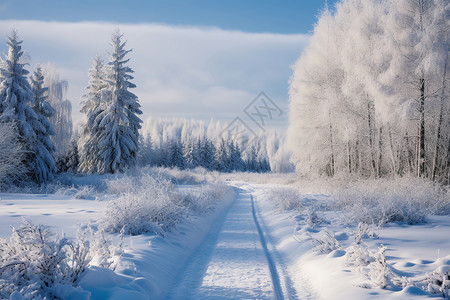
[30,65,57,183]
[168,138,185,169]
[95,31,142,174]
[137,133,154,166]
[78,55,107,173]
[57,137,79,173]
[0,31,38,181]
[182,138,196,169]
[216,138,229,172]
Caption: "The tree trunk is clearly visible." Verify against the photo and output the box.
[388,128,397,174]
[329,111,335,177]
[347,141,352,174]
[432,54,447,181]
[367,99,376,176]
[377,127,383,177]
[417,76,426,178]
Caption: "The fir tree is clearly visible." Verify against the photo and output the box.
[29,65,57,183]
[169,138,185,169]
[183,139,195,169]
[95,30,142,174]
[78,55,106,173]
[216,138,229,172]
[0,31,38,181]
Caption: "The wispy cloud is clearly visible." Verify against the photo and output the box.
[0,20,309,127]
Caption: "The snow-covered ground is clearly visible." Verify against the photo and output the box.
[1,173,449,299]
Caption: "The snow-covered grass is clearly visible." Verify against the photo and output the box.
[259,176,450,226]
[332,177,450,226]
[254,177,450,299]
[102,173,230,236]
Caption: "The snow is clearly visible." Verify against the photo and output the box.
[168,189,274,299]
[250,182,450,299]
[1,174,449,299]
[0,193,105,238]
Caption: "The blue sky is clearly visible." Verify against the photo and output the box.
[0,1,337,130]
[1,1,337,34]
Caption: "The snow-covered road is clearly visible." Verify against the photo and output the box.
[167,187,288,299]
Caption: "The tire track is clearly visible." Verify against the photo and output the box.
[250,193,285,300]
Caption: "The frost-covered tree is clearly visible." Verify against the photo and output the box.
[168,138,185,169]
[30,65,57,183]
[139,117,274,173]
[0,123,27,189]
[182,138,196,169]
[216,138,229,172]
[43,66,73,161]
[94,31,142,174]
[229,140,244,172]
[288,0,449,180]
[137,133,154,166]
[0,31,38,180]
[57,138,79,173]
[78,56,106,173]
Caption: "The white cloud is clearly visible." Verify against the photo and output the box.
[0,20,309,128]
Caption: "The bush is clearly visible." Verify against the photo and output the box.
[102,173,230,236]
[0,220,90,299]
[333,178,450,225]
[269,187,303,212]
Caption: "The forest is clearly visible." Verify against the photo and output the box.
[288,0,449,182]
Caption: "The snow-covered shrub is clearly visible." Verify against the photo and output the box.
[0,220,90,299]
[102,174,181,236]
[105,174,136,195]
[168,167,208,185]
[80,225,124,270]
[102,173,231,236]
[346,244,372,267]
[367,245,390,288]
[425,265,450,297]
[269,187,302,212]
[187,182,229,213]
[345,223,377,267]
[333,178,450,225]
[311,229,340,254]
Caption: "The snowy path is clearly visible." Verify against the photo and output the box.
[167,187,288,299]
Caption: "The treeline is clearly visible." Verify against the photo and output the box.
[0,31,72,187]
[139,135,271,173]
[137,117,298,173]
[288,0,449,183]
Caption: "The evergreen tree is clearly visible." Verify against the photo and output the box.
[245,145,258,172]
[183,139,195,169]
[78,55,106,173]
[95,31,142,174]
[169,138,185,169]
[230,140,244,172]
[57,138,79,173]
[198,137,216,170]
[29,65,57,183]
[137,133,153,166]
[216,138,229,172]
[0,31,38,181]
